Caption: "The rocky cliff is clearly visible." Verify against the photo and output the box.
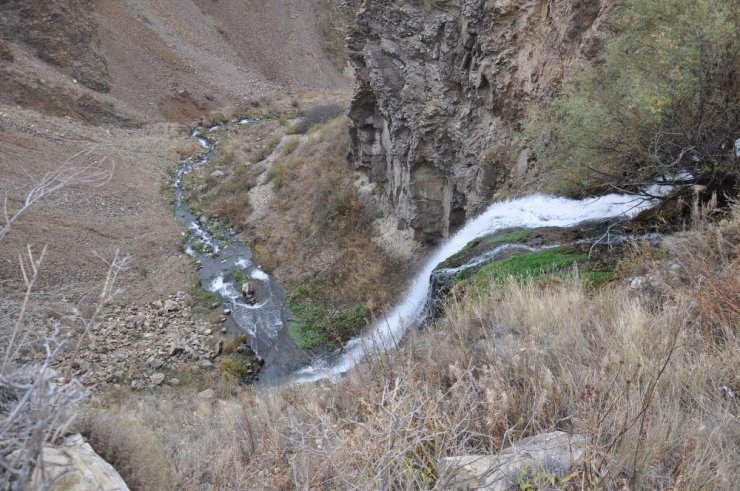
[348,0,613,242]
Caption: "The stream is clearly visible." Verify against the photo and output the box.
[176,120,665,385]
[291,194,661,383]
[174,120,307,383]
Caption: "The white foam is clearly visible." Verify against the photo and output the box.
[251,269,270,282]
[293,193,656,383]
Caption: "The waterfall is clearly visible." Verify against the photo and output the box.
[291,193,657,383]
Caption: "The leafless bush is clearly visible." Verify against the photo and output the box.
[0,146,115,242]
[0,151,127,489]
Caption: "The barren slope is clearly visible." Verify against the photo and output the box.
[0,0,350,303]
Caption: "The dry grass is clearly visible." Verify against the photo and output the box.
[83,207,740,489]
[251,116,407,346]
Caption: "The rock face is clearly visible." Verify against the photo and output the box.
[348,0,613,242]
[439,431,589,490]
[0,0,110,92]
[31,434,129,491]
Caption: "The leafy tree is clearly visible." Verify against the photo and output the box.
[539,0,739,203]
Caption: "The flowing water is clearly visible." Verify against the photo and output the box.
[176,121,668,385]
[291,193,659,383]
[174,122,307,383]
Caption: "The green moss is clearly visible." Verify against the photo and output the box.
[485,229,532,247]
[287,284,370,349]
[461,247,587,288]
[439,229,533,269]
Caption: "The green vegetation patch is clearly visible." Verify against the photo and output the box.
[287,283,370,349]
[187,278,221,312]
[460,247,588,288]
[232,271,246,292]
[438,228,532,269]
[530,0,738,199]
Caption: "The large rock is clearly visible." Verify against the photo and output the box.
[31,434,129,490]
[439,431,589,490]
[347,0,613,242]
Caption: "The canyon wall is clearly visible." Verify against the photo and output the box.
[348,0,613,242]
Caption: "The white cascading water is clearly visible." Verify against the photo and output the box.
[291,192,658,383]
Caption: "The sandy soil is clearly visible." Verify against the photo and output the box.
[93,0,349,121]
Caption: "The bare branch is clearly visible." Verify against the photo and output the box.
[0,146,116,242]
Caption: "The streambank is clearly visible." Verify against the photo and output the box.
[174,120,308,383]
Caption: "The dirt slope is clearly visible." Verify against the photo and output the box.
[0,0,350,303]
[1,0,349,123]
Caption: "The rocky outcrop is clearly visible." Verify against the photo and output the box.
[51,291,261,391]
[0,0,110,92]
[30,434,129,491]
[348,0,613,242]
[439,431,589,490]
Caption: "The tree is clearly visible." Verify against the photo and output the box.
[539,0,739,204]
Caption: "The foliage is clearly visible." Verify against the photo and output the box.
[537,0,739,201]
[459,247,587,288]
[287,283,370,349]
[232,271,246,292]
[217,354,252,383]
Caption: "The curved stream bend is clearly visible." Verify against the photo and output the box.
[175,121,304,382]
[292,193,661,384]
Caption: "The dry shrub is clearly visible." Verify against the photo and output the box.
[77,410,176,490]
[213,192,251,228]
[251,116,407,339]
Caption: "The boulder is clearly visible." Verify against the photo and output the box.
[164,299,180,312]
[439,431,589,491]
[149,373,165,386]
[30,434,129,490]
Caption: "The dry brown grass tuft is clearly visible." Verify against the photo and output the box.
[76,410,176,490]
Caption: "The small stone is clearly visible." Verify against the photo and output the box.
[164,299,180,312]
[152,300,163,309]
[168,344,184,357]
[150,373,166,386]
[210,341,224,359]
[131,379,147,390]
[210,170,225,179]
[198,359,214,369]
[204,329,213,335]
[149,357,165,368]
[198,388,216,400]
[169,378,181,386]
[221,327,227,334]
[223,309,231,315]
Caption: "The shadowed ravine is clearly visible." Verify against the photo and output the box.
[177,121,663,385]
